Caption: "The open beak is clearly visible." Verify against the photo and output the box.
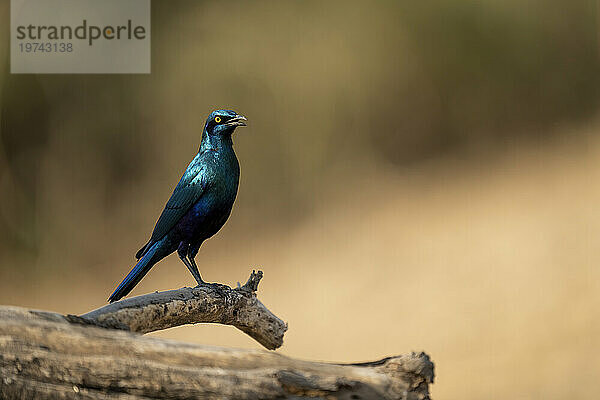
[226,114,247,127]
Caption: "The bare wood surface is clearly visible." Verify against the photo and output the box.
[73,270,286,350]
[0,271,435,399]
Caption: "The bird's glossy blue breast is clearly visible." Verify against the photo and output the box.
[184,147,240,240]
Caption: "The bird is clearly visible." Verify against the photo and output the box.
[108,109,247,303]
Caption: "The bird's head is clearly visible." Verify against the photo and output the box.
[204,109,247,137]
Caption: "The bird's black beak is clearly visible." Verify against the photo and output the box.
[226,114,247,127]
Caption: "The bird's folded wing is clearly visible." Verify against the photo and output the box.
[149,163,207,243]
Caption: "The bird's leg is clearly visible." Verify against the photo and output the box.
[187,257,205,286]
[184,258,205,286]
[187,244,205,286]
[177,242,204,286]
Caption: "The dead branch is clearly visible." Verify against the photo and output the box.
[71,270,286,350]
[0,270,435,399]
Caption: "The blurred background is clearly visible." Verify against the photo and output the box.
[1,0,599,398]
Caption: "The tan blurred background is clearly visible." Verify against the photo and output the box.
[1,0,600,398]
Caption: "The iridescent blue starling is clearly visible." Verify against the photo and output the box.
[108,110,247,303]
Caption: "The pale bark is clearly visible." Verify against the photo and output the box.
[0,271,434,399]
[76,270,286,350]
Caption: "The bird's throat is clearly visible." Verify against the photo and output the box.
[200,131,234,153]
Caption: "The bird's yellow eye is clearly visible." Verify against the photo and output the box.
[215,116,221,123]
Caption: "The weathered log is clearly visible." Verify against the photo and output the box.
[0,271,435,399]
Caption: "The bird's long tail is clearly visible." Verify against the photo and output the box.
[108,239,165,303]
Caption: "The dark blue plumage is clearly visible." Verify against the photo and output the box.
[108,110,247,303]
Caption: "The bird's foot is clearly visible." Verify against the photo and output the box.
[194,281,231,292]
